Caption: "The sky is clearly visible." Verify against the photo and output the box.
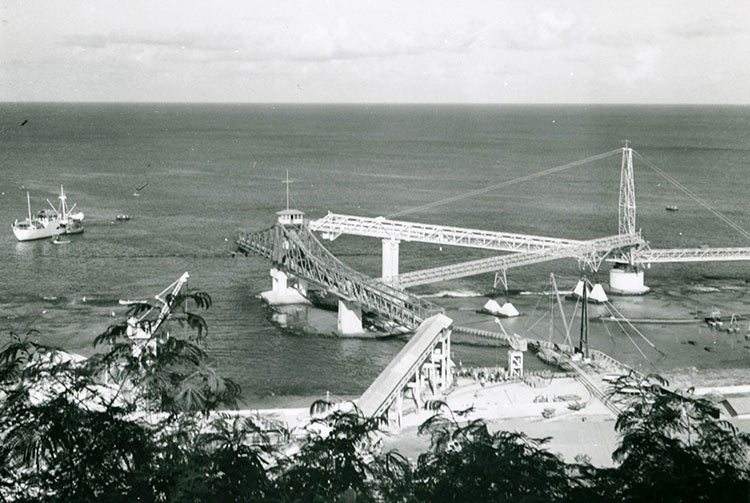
[1,0,749,103]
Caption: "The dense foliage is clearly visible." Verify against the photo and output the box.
[1,293,749,502]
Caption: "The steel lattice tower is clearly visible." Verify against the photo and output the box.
[618,144,637,237]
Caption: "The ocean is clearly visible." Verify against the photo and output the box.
[1,103,749,407]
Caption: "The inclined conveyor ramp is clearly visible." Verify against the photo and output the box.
[358,314,453,419]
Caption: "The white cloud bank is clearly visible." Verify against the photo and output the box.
[1,0,749,102]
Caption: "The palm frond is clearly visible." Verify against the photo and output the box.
[125,302,156,318]
[93,323,128,347]
[184,312,208,340]
[175,383,208,412]
[167,291,212,311]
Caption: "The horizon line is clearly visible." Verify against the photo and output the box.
[1,101,749,107]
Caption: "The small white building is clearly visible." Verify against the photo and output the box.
[277,209,305,226]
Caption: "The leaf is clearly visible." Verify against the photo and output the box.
[175,383,207,412]
[93,323,128,347]
[125,302,156,318]
[184,312,208,340]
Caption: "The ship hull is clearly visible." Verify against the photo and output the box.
[12,186,85,242]
[12,220,83,241]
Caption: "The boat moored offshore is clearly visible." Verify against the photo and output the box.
[11,186,84,242]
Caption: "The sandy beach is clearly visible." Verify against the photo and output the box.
[379,375,750,467]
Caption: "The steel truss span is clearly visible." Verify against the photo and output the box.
[236,224,442,330]
[396,233,645,288]
[635,247,750,264]
[309,212,582,252]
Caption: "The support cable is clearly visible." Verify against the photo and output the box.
[524,282,549,329]
[603,298,658,350]
[388,149,622,218]
[600,312,619,350]
[633,151,750,242]
[602,302,649,361]
[525,310,549,335]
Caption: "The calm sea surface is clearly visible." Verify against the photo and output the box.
[1,104,749,406]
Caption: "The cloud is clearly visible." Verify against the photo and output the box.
[476,9,582,52]
[669,19,741,39]
[59,22,474,66]
[61,32,242,52]
[613,46,662,85]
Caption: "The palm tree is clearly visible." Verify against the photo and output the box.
[0,278,244,502]
[91,274,239,414]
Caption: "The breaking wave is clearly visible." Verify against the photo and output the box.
[424,290,483,299]
[686,285,721,294]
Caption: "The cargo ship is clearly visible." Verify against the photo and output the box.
[11,186,84,241]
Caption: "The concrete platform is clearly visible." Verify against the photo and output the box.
[260,289,310,305]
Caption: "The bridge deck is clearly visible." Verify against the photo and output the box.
[309,212,581,252]
[636,247,750,263]
[397,233,644,288]
[358,314,452,418]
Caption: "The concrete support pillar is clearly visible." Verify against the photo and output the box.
[337,299,363,335]
[296,279,308,298]
[261,268,310,305]
[609,265,650,295]
[271,267,288,294]
[440,339,448,387]
[408,381,422,409]
[445,332,452,386]
[433,348,445,390]
[381,239,400,285]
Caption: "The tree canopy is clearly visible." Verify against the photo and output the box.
[1,292,749,502]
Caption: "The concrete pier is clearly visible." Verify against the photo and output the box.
[260,268,310,305]
[609,264,650,295]
[381,238,400,285]
[337,299,364,335]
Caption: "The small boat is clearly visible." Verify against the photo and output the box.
[115,214,131,221]
[51,236,70,245]
[12,186,84,241]
[705,307,723,327]
[665,206,679,212]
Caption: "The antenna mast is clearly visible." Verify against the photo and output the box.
[283,170,293,210]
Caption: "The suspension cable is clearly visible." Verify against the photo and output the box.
[387,149,623,218]
[603,298,658,349]
[633,150,750,241]
[602,302,649,360]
